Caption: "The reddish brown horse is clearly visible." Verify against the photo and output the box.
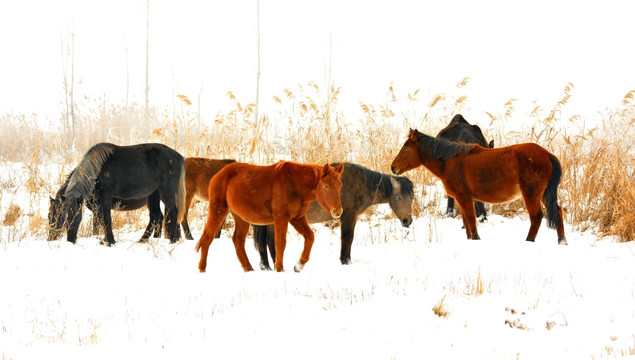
[196,161,344,272]
[182,157,237,240]
[391,129,567,244]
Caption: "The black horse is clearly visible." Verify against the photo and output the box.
[48,142,186,245]
[254,162,414,269]
[50,171,163,241]
[437,114,494,221]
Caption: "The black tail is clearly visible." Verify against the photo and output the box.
[253,225,268,254]
[253,225,275,270]
[544,156,562,229]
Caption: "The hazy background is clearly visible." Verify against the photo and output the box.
[1,0,634,124]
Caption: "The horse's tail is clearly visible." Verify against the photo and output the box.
[175,161,187,223]
[544,155,562,229]
[64,143,115,200]
[253,225,269,254]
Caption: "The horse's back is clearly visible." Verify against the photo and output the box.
[185,157,236,200]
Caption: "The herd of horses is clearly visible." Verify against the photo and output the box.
[48,114,567,273]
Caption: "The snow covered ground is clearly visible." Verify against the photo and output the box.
[1,193,635,359]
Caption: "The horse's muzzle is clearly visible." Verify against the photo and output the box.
[391,165,401,175]
[331,208,342,219]
[402,217,412,228]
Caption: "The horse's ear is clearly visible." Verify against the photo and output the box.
[334,163,344,174]
[321,163,330,176]
[409,129,418,141]
[488,140,494,148]
[390,177,400,192]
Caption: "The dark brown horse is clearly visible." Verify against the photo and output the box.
[254,162,414,269]
[196,161,344,272]
[437,114,494,220]
[181,157,236,240]
[391,129,566,244]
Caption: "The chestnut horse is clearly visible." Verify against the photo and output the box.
[181,157,236,240]
[437,114,494,220]
[196,161,344,272]
[253,162,414,268]
[391,129,566,245]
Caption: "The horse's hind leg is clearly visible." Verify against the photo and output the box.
[446,196,456,217]
[290,216,315,272]
[273,218,290,272]
[196,201,229,273]
[180,191,195,240]
[456,198,480,240]
[523,197,543,242]
[231,215,254,272]
[475,200,487,222]
[140,193,162,242]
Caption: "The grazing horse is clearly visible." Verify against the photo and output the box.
[391,129,566,244]
[50,172,163,241]
[48,142,186,245]
[181,157,237,240]
[253,162,414,269]
[437,114,494,221]
[195,161,344,273]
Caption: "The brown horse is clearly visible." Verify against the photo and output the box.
[391,129,567,245]
[181,157,237,240]
[195,161,344,273]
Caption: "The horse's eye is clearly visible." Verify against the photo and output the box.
[324,185,329,189]
[398,196,403,201]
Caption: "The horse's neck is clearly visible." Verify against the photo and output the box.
[283,163,320,195]
[418,150,446,178]
[369,175,392,204]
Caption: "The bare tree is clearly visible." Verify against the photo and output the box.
[144,0,150,111]
[254,0,261,128]
[60,23,76,136]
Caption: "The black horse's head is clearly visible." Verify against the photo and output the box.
[389,177,414,228]
[48,193,82,241]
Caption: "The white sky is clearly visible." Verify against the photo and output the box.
[1,0,634,123]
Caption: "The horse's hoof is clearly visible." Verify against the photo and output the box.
[558,238,568,245]
[340,258,352,265]
[259,263,272,271]
[294,263,305,272]
[138,239,148,243]
[479,217,488,223]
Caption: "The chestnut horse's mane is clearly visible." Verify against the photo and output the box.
[413,130,474,161]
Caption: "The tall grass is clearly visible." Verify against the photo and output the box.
[0,82,633,242]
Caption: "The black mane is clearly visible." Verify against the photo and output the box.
[342,162,414,199]
[414,130,474,160]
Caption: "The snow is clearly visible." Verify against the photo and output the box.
[2,191,635,359]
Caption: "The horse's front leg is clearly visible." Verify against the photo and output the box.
[339,212,358,265]
[100,196,115,246]
[290,216,315,272]
[273,218,289,272]
[66,199,83,244]
[456,197,480,240]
